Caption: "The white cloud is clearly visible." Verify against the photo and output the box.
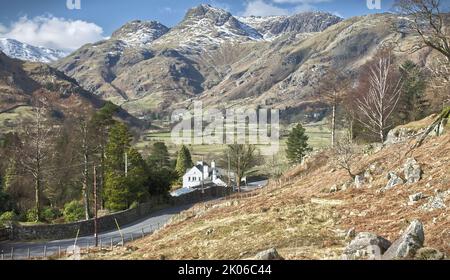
[160,7,173,13]
[241,0,333,17]
[241,0,290,17]
[0,15,105,51]
[0,24,6,33]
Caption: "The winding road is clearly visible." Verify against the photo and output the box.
[0,204,193,260]
[0,180,268,260]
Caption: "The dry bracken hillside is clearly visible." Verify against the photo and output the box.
[86,120,450,260]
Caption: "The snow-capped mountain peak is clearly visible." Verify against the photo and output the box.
[0,38,68,63]
[155,4,263,53]
[111,20,169,46]
[238,11,343,40]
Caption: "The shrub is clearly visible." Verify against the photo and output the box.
[0,211,17,224]
[63,201,85,222]
[41,207,62,222]
[26,208,38,222]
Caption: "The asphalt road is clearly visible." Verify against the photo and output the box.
[0,180,268,260]
[0,204,193,260]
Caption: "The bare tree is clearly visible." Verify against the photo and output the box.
[355,50,403,143]
[317,70,351,147]
[395,0,450,146]
[17,102,53,221]
[332,136,360,179]
[395,0,450,61]
[395,0,449,101]
[78,117,91,220]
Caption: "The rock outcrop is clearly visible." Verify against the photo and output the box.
[421,190,449,211]
[343,220,431,260]
[342,232,391,260]
[415,247,445,260]
[404,158,422,184]
[382,220,425,260]
[382,172,404,192]
[254,248,284,260]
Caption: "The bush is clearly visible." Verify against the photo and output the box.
[63,201,85,222]
[26,208,38,222]
[41,207,62,222]
[0,211,17,224]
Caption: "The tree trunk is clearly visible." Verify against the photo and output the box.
[100,144,105,210]
[379,129,384,144]
[82,123,90,220]
[413,106,450,148]
[331,103,336,147]
[379,112,385,144]
[35,175,41,222]
[349,118,354,142]
[82,152,90,220]
[236,176,241,193]
[346,169,355,180]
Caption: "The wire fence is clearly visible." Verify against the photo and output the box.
[1,181,278,260]
[0,222,164,260]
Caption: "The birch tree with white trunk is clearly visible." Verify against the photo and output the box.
[355,51,403,143]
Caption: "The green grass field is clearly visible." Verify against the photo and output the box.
[135,121,334,162]
[0,106,34,133]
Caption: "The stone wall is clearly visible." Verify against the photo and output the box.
[0,227,9,241]
[170,186,230,205]
[5,187,229,241]
[9,197,162,241]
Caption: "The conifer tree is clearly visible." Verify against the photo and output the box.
[286,123,312,164]
[103,122,133,211]
[175,145,193,177]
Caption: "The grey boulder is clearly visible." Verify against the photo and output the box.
[342,232,392,260]
[382,220,425,260]
[382,172,404,192]
[254,248,284,260]
[404,158,422,184]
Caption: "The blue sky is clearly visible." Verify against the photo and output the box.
[0,0,397,50]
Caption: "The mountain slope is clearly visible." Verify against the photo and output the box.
[53,5,443,120]
[0,38,67,63]
[111,20,170,47]
[0,51,141,130]
[238,11,342,40]
[54,5,344,117]
[86,117,450,260]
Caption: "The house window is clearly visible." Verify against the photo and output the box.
[188,177,191,182]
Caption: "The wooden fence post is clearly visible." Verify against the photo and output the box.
[43,245,47,258]
[27,248,30,260]
[10,247,14,260]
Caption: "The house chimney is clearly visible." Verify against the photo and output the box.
[211,160,217,181]
[203,165,209,179]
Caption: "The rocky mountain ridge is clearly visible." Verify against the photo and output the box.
[53,4,347,117]
[0,38,67,63]
[0,51,141,129]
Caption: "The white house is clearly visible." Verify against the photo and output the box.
[182,160,227,189]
